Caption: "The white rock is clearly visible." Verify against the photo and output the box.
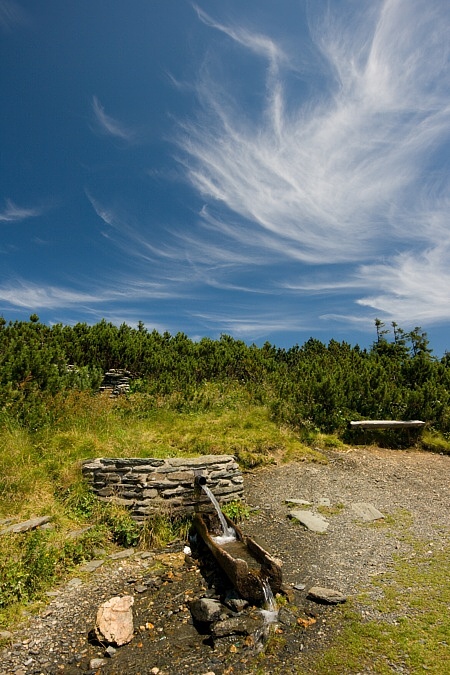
[95,595,134,646]
[351,503,384,522]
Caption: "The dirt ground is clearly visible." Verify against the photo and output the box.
[1,446,449,674]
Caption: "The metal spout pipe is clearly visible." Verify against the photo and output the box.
[193,470,207,487]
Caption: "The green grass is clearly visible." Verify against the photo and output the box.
[299,539,450,674]
[421,429,450,454]
[0,385,325,627]
[0,387,323,519]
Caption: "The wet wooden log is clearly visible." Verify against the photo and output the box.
[193,513,283,602]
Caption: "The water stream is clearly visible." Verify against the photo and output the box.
[260,577,278,624]
[201,484,236,544]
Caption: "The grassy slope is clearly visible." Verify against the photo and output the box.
[1,388,448,673]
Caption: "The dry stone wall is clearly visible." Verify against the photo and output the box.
[82,455,244,521]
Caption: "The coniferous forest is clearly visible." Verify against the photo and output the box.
[1,315,449,440]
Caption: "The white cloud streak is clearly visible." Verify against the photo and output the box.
[92,96,135,141]
[0,199,42,222]
[178,0,450,327]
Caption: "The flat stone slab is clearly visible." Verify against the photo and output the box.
[351,503,384,522]
[79,559,104,572]
[109,548,135,560]
[0,516,51,535]
[285,499,312,506]
[288,510,329,533]
[307,586,347,604]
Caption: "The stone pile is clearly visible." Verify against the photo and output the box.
[99,369,131,397]
[82,455,244,521]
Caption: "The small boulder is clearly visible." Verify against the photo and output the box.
[190,598,224,623]
[95,595,134,646]
[224,589,249,613]
[307,586,347,604]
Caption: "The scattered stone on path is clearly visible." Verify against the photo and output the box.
[288,510,329,533]
[189,598,223,623]
[0,631,12,640]
[317,498,331,507]
[90,657,107,669]
[79,559,104,573]
[66,578,83,589]
[285,498,312,506]
[293,582,306,591]
[351,502,385,522]
[307,586,347,604]
[95,595,134,646]
[109,548,135,560]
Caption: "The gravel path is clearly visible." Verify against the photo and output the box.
[0,447,448,674]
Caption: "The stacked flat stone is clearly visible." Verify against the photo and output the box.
[99,369,131,396]
[82,455,244,521]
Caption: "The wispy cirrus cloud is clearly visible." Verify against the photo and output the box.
[177,0,450,327]
[0,199,42,222]
[91,96,135,141]
[0,0,29,32]
[0,281,102,309]
[0,274,184,312]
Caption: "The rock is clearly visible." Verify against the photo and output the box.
[288,510,329,533]
[307,586,347,604]
[0,631,12,640]
[79,559,104,573]
[109,549,135,560]
[90,657,107,669]
[105,646,117,658]
[317,498,331,506]
[293,583,306,591]
[277,606,297,627]
[134,585,147,594]
[189,598,224,623]
[66,578,83,589]
[351,503,385,522]
[223,590,249,613]
[211,613,265,638]
[95,595,134,646]
[0,516,51,535]
[140,551,154,559]
[285,499,312,506]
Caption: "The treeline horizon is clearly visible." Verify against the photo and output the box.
[1,314,449,438]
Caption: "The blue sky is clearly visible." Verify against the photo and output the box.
[1,0,449,353]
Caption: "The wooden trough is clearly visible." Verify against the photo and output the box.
[193,512,283,603]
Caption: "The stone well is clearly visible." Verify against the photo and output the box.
[82,455,244,522]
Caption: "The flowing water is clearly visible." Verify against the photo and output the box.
[260,577,278,624]
[201,484,236,543]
